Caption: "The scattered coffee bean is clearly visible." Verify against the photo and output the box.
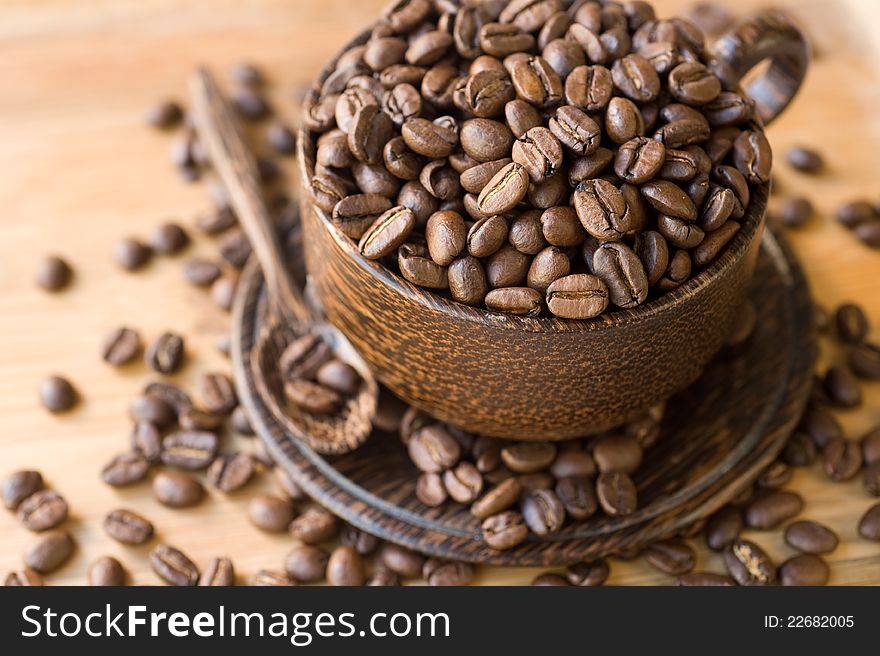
[161,431,218,470]
[101,452,149,487]
[785,146,824,173]
[676,572,735,586]
[531,572,570,586]
[198,557,235,586]
[150,222,190,255]
[247,494,295,533]
[285,545,329,583]
[4,568,44,586]
[566,560,610,587]
[705,506,742,551]
[101,327,142,365]
[850,342,880,380]
[197,373,238,415]
[822,438,864,482]
[268,122,296,155]
[858,503,880,541]
[35,255,73,291]
[745,491,803,530]
[784,520,838,555]
[145,332,185,374]
[207,453,255,493]
[88,556,127,586]
[778,197,813,228]
[779,554,830,586]
[423,559,474,586]
[17,490,68,532]
[39,375,78,413]
[2,470,44,510]
[596,471,637,516]
[644,540,695,576]
[380,543,425,579]
[104,509,154,545]
[24,529,75,573]
[823,364,862,408]
[326,546,366,586]
[130,393,176,428]
[150,544,199,586]
[835,303,869,344]
[289,507,339,544]
[113,237,152,270]
[152,471,204,508]
[723,539,776,586]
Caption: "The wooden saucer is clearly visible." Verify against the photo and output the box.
[232,228,815,567]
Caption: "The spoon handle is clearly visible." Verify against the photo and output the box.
[189,68,311,327]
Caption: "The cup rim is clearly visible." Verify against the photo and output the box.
[296,27,769,335]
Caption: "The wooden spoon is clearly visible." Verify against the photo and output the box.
[190,67,377,454]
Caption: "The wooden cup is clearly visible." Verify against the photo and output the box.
[296,11,809,440]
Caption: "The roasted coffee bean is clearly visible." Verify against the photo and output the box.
[17,490,68,532]
[284,379,343,415]
[324,546,365,587]
[210,272,238,312]
[705,506,743,551]
[668,61,720,105]
[565,65,613,112]
[280,334,333,382]
[150,222,189,256]
[218,228,252,269]
[100,327,142,365]
[130,394,175,429]
[246,494,294,533]
[823,364,862,408]
[732,129,772,184]
[644,540,695,575]
[146,99,183,128]
[501,442,556,473]
[39,375,78,413]
[114,237,152,270]
[864,428,880,465]
[854,219,880,248]
[152,470,204,508]
[197,373,237,416]
[778,197,813,228]
[443,462,483,504]
[161,431,218,470]
[178,407,223,432]
[526,247,569,293]
[2,470,43,511]
[485,286,542,316]
[555,476,597,520]
[423,558,474,586]
[400,117,458,158]
[289,507,339,545]
[593,434,643,474]
[596,471,637,516]
[464,215,507,258]
[745,491,803,530]
[285,545,329,584]
[538,206,585,248]
[347,105,393,165]
[641,179,696,220]
[510,56,563,108]
[635,230,669,285]
[823,438,863,482]
[332,194,394,240]
[197,557,235,586]
[692,220,738,266]
[723,539,778,587]
[313,360,361,397]
[836,201,876,229]
[531,572,570,586]
[232,86,270,120]
[249,570,295,586]
[25,530,75,574]
[460,159,512,196]
[104,509,154,545]
[573,179,632,241]
[512,127,564,184]
[150,544,199,586]
[517,472,554,492]
[786,146,824,173]
[448,255,489,305]
[614,137,665,184]
[522,489,564,536]
[835,303,869,344]
[757,461,793,490]
[4,568,43,586]
[459,118,514,163]
[850,342,880,380]
[784,520,838,555]
[471,478,521,520]
[605,97,644,143]
[87,556,127,586]
[677,571,735,586]
[506,211,544,255]
[376,543,423,580]
[798,405,843,448]
[859,503,880,541]
[566,560,610,587]
[425,211,467,266]
[780,554,830,586]
[566,23,606,64]
[409,424,461,473]
[782,432,818,467]
[101,452,149,487]
[592,242,649,309]
[35,255,73,291]
[550,449,596,479]
[482,511,528,550]
[207,453,255,493]
[478,162,530,215]
[359,206,416,259]
[611,53,660,103]
[145,332,184,374]
[485,244,530,287]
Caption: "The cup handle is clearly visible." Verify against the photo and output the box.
[708,10,810,126]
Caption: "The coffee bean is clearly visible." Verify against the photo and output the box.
[232,86,270,120]
[532,573,570,586]
[522,489,565,536]
[548,106,601,157]
[251,570,296,586]
[592,242,649,309]
[784,520,838,555]
[836,201,876,229]
[798,405,843,448]
[104,509,154,545]
[668,62,720,105]
[199,557,235,586]
[477,162,529,215]
[757,461,793,490]
[593,434,643,474]
[88,556,127,586]
[39,375,78,413]
[285,545,329,583]
[705,506,743,551]
[440,461,481,504]
[113,237,152,270]
[130,394,176,428]
[17,490,68,532]
[555,476,597,520]
[183,259,222,287]
[25,530,75,573]
[150,544,199,586]
[326,546,366,586]
[35,255,73,291]
[448,255,489,305]
[724,539,776,586]
[337,525,379,557]
[614,137,665,184]
[862,427,880,465]
[823,364,862,408]
[779,554,830,586]
[100,327,142,366]
[611,53,660,102]
[4,569,43,586]
[359,206,417,259]
[823,438,863,482]
[207,453,255,493]
[423,558,474,586]
[732,130,772,184]
[566,560,610,586]
[500,442,556,474]
[101,452,149,487]
[859,503,880,541]
[850,342,880,380]
[197,373,238,415]
[145,332,184,374]
[247,494,295,533]
[280,334,333,382]
[864,461,880,496]
[471,477,521,520]
[153,471,204,508]
[484,286,542,316]
[425,210,467,266]
[289,507,339,544]
[573,179,632,241]
[267,122,296,155]
[854,219,880,248]
[2,470,43,511]
[596,471,637,516]
[644,540,695,575]
[786,146,824,173]
[379,543,425,580]
[161,431,218,470]
[409,424,461,473]
[745,491,803,530]
[677,572,735,586]
[782,432,817,467]
[482,511,528,550]
[413,472,445,507]
[835,303,869,344]
[179,407,223,432]
[150,222,189,255]
[778,197,813,228]
[146,100,183,128]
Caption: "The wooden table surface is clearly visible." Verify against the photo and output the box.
[1,0,879,586]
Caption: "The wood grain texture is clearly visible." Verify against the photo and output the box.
[238,223,814,566]
[0,0,879,585]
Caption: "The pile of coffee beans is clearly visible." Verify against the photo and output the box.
[280,335,364,414]
[304,0,771,319]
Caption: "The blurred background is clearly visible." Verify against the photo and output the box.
[0,0,878,585]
